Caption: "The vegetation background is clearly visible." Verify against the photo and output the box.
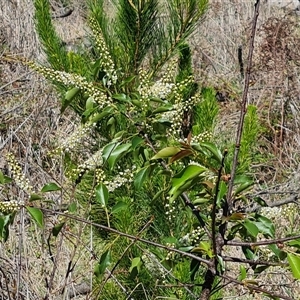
[1,0,300,299]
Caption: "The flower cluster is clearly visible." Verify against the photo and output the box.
[6,153,33,194]
[137,69,151,111]
[0,200,23,214]
[165,242,176,261]
[28,62,111,108]
[179,226,205,247]
[58,122,96,153]
[191,131,212,143]
[166,76,196,137]
[104,166,136,192]
[160,58,178,83]
[150,80,175,99]
[89,18,117,86]
[164,200,177,221]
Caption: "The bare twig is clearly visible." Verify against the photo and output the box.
[40,208,213,267]
[226,234,300,247]
[221,273,293,300]
[226,0,261,213]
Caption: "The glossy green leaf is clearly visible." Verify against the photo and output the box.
[41,182,61,193]
[287,253,300,279]
[107,143,132,170]
[111,201,128,214]
[200,142,222,163]
[169,165,206,202]
[151,147,181,160]
[113,93,129,102]
[52,222,65,237]
[62,87,80,113]
[242,220,259,238]
[234,181,254,196]
[131,136,144,150]
[102,141,120,162]
[95,183,109,207]
[89,106,114,123]
[26,206,44,228]
[94,250,111,278]
[85,96,95,110]
[216,181,227,207]
[253,214,275,238]
[134,165,150,190]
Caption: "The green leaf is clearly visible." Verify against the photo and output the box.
[120,75,136,87]
[0,215,11,242]
[238,265,247,281]
[113,93,130,103]
[0,171,12,184]
[26,206,44,228]
[94,250,111,278]
[89,106,114,123]
[216,181,227,207]
[234,181,254,196]
[169,165,206,202]
[287,253,300,279]
[242,220,259,238]
[68,202,77,213]
[151,105,173,115]
[52,222,65,237]
[62,87,80,113]
[95,183,109,207]
[102,141,120,162]
[129,257,142,273]
[41,182,61,192]
[253,214,275,238]
[131,136,144,150]
[29,193,42,201]
[85,96,95,110]
[134,165,151,190]
[190,258,200,281]
[151,147,181,160]
[200,142,222,164]
[107,143,132,170]
[268,244,286,260]
[111,201,128,214]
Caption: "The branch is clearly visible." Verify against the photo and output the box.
[222,256,287,267]
[226,234,300,247]
[226,0,260,212]
[221,273,293,300]
[40,208,213,268]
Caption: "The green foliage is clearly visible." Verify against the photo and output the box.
[4,0,298,299]
[238,104,261,173]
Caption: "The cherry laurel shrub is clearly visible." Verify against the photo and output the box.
[1,0,300,299]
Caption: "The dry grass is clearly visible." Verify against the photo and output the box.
[0,0,300,299]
